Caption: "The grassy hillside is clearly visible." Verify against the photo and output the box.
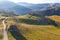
[18,24,60,40]
[45,15,60,28]
[6,15,60,40]
[0,16,4,40]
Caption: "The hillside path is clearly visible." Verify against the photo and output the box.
[2,17,8,40]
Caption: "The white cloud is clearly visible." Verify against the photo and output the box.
[9,0,44,3]
[0,0,60,4]
[0,0,8,1]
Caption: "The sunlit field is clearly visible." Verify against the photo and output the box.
[5,15,60,40]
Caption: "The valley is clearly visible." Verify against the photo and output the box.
[0,1,60,40]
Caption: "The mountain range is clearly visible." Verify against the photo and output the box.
[0,1,60,16]
[18,2,50,10]
[29,4,60,16]
[0,1,31,15]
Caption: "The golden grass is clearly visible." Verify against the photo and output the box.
[0,30,3,40]
[7,15,60,40]
[18,23,60,40]
[7,22,60,40]
[0,21,3,40]
[45,15,60,22]
[16,15,40,20]
[8,32,16,40]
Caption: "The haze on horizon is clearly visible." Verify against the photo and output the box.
[0,0,60,4]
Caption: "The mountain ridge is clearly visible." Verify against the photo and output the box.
[0,1,32,15]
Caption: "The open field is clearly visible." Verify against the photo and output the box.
[7,23,60,40]
[5,15,60,40]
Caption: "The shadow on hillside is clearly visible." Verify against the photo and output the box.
[18,17,58,27]
[8,25,26,40]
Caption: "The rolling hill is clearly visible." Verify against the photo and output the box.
[6,15,60,40]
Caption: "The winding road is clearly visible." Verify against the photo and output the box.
[2,17,8,40]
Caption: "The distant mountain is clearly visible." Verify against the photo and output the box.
[0,1,16,11]
[0,1,31,15]
[11,5,31,15]
[0,1,60,16]
[18,2,60,11]
[18,2,50,10]
[28,4,60,16]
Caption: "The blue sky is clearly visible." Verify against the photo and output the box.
[0,0,60,4]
